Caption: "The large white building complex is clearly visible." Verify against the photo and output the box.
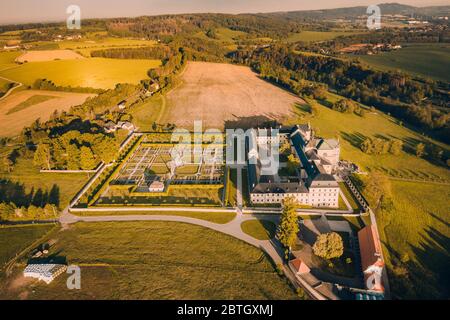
[247,124,341,208]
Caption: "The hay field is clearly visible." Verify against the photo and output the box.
[165,62,302,129]
[0,90,95,136]
[0,57,161,89]
[16,50,84,62]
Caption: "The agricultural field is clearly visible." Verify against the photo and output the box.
[15,50,84,62]
[165,62,302,129]
[58,37,156,56]
[0,57,161,89]
[287,30,366,43]
[0,224,55,268]
[357,43,450,82]
[0,158,90,209]
[0,90,95,136]
[0,221,298,300]
[0,51,21,70]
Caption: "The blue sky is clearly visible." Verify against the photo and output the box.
[1,0,448,24]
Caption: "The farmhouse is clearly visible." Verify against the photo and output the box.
[248,124,340,208]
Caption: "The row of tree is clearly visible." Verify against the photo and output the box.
[0,202,58,221]
[33,130,124,170]
[360,138,404,155]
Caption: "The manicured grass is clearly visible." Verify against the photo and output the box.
[357,43,450,82]
[0,158,89,209]
[100,186,223,206]
[0,57,161,89]
[378,180,450,299]
[6,94,58,114]
[287,31,365,43]
[227,169,237,207]
[74,210,236,224]
[0,224,55,268]
[1,221,298,299]
[241,220,277,240]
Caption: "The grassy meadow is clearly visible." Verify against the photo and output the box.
[1,221,298,300]
[378,181,449,299]
[287,30,365,43]
[357,43,450,82]
[0,224,55,268]
[0,158,89,209]
[0,57,161,89]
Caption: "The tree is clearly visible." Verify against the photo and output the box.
[415,143,425,157]
[286,154,300,175]
[389,139,403,155]
[280,140,291,155]
[312,232,344,260]
[33,143,51,169]
[79,146,97,170]
[277,197,299,253]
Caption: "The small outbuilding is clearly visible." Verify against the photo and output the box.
[148,180,165,192]
[289,258,311,275]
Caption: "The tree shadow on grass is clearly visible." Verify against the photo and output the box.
[339,131,368,149]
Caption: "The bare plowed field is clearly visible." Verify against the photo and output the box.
[165,62,303,129]
[0,90,95,136]
[16,50,84,62]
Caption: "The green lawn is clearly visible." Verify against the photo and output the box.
[0,224,55,268]
[0,57,161,89]
[227,168,238,207]
[378,180,450,299]
[74,210,236,224]
[1,158,89,209]
[6,94,58,114]
[287,31,366,43]
[241,220,277,240]
[1,221,298,300]
[357,43,450,82]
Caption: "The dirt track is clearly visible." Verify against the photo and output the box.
[165,62,303,129]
